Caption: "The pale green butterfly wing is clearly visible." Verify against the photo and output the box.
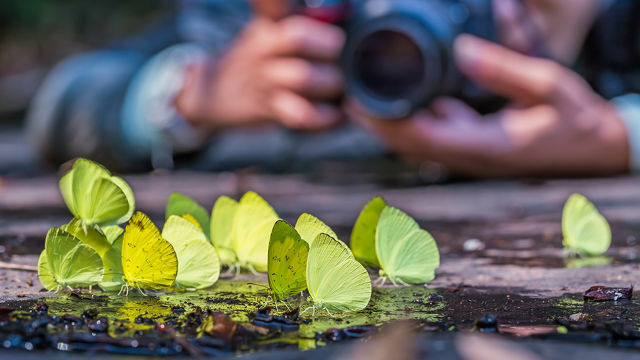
[59,168,77,217]
[232,191,279,272]
[375,206,440,284]
[569,213,611,255]
[102,225,124,245]
[165,192,211,239]
[162,215,220,289]
[307,234,371,313]
[562,193,611,255]
[70,159,132,227]
[210,196,239,265]
[37,250,57,291]
[350,196,386,267]
[268,220,309,300]
[61,218,111,256]
[109,176,135,224]
[100,235,125,291]
[295,213,338,245]
[45,228,104,288]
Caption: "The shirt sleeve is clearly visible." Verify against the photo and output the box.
[611,93,640,173]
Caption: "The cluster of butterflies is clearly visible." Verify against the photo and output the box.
[37,159,442,314]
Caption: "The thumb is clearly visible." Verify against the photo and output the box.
[453,34,572,105]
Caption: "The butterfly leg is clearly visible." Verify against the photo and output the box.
[323,307,336,318]
[376,276,387,287]
[67,285,73,292]
[389,277,399,287]
[397,278,409,286]
[282,301,292,311]
[300,306,313,316]
[247,263,258,276]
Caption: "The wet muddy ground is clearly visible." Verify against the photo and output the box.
[0,173,638,358]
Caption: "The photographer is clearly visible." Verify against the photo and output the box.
[26,0,640,178]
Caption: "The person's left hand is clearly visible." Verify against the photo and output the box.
[351,35,630,178]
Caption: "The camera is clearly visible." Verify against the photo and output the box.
[300,0,499,119]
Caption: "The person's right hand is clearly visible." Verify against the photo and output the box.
[175,13,345,133]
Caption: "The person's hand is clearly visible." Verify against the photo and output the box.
[353,35,630,178]
[175,14,345,132]
[493,0,599,63]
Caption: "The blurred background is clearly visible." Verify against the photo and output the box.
[0,0,170,176]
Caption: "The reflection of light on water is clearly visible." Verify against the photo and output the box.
[564,256,612,269]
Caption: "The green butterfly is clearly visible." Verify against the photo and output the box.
[59,218,126,291]
[38,228,104,291]
[210,195,239,266]
[376,206,440,285]
[232,191,279,273]
[350,196,386,267]
[59,158,135,228]
[295,213,338,245]
[562,193,611,256]
[165,192,211,239]
[267,220,310,301]
[304,233,371,315]
[162,215,220,289]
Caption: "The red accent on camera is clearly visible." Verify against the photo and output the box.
[300,3,350,24]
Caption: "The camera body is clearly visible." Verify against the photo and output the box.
[301,0,498,119]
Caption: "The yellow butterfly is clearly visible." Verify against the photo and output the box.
[121,212,178,295]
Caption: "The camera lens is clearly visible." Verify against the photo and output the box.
[353,30,425,99]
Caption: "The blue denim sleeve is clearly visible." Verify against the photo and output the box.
[611,93,640,173]
[25,0,251,171]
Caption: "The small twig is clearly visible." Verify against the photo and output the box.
[0,261,37,272]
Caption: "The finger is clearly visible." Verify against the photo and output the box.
[431,98,479,120]
[269,15,345,61]
[453,34,580,105]
[263,58,343,99]
[270,90,342,130]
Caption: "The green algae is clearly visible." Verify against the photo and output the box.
[36,280,445,350]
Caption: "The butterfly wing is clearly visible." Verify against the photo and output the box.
[61,218,111,256]
[571,213,611,255]
[350,196,386,267]
[100,234,125,291]
[70,159,133,227]
[268,220,309,300]
[59,168,77,217]
[122,212,178,289]
[375,206,439,284]
[562,193,611,255]
[295,213,337,245]
[102,225,124,245]
[45,228,104,288]
[307,234,371,312]
[37,250,57,291]
[166,193,211,239]
[210,196,239,265]
[232,192,279,272]
[162,215,220,289]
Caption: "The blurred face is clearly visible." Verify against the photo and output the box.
[493,0,600,63]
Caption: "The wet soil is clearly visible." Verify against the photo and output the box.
[0,174,638,357]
